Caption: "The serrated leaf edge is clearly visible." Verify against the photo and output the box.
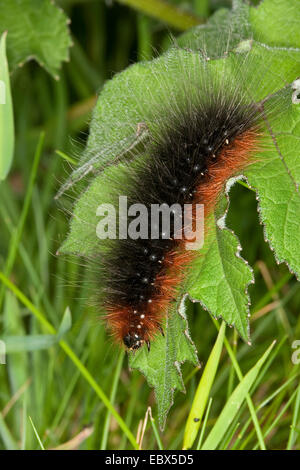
[129,296,199,430]
[184,174,255,344]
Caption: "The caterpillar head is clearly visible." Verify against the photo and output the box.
[123,333,150,351]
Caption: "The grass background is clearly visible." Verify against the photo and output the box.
[0,0,300,450]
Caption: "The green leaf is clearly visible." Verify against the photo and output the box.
[129,297,198,428]
[0,0,72,79]
[59,0,300,422]
[62,40,300,194]
[201,340,276,450]
[79,49,193,167]
[250,0,300,49]
[0,32,14,180]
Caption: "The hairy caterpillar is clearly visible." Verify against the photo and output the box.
[59,10,299,353]
[102,98,262,350]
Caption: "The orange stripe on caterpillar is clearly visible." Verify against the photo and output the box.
[104,128,261,351]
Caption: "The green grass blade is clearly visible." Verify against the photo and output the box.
[50,350,89,431]
[252,272,293,314]
[100,350,125,449]
[287,383,300,449]
[149,412,164,451]
[221,420,240,450]
[117,0,202,30]
[253,388,298,450]
[137,14,152,62]
[226,329,238,399]
[0,32,14,180]
[231,374,299,450]
[28,416,45,450]
[57,307,72,338]
[0,412,18,450]
[55,149,78,166]
[0,271,139,450]
[3,306,72,352]
[213,318,267,450]
[201,340,276,450]
[21,396,27,450]
[196,397,212,450]
[4,334,67,352]
[183,321,226,449]
[193,0,210,17]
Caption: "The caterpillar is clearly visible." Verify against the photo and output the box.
[96,69,265,351]
[59,16,297,353]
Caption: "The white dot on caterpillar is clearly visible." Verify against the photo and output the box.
[140,314,145,319]
[225,139,229,145]
[148,299,152,303]
[137,324,142,329]
[133,310,138,314]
